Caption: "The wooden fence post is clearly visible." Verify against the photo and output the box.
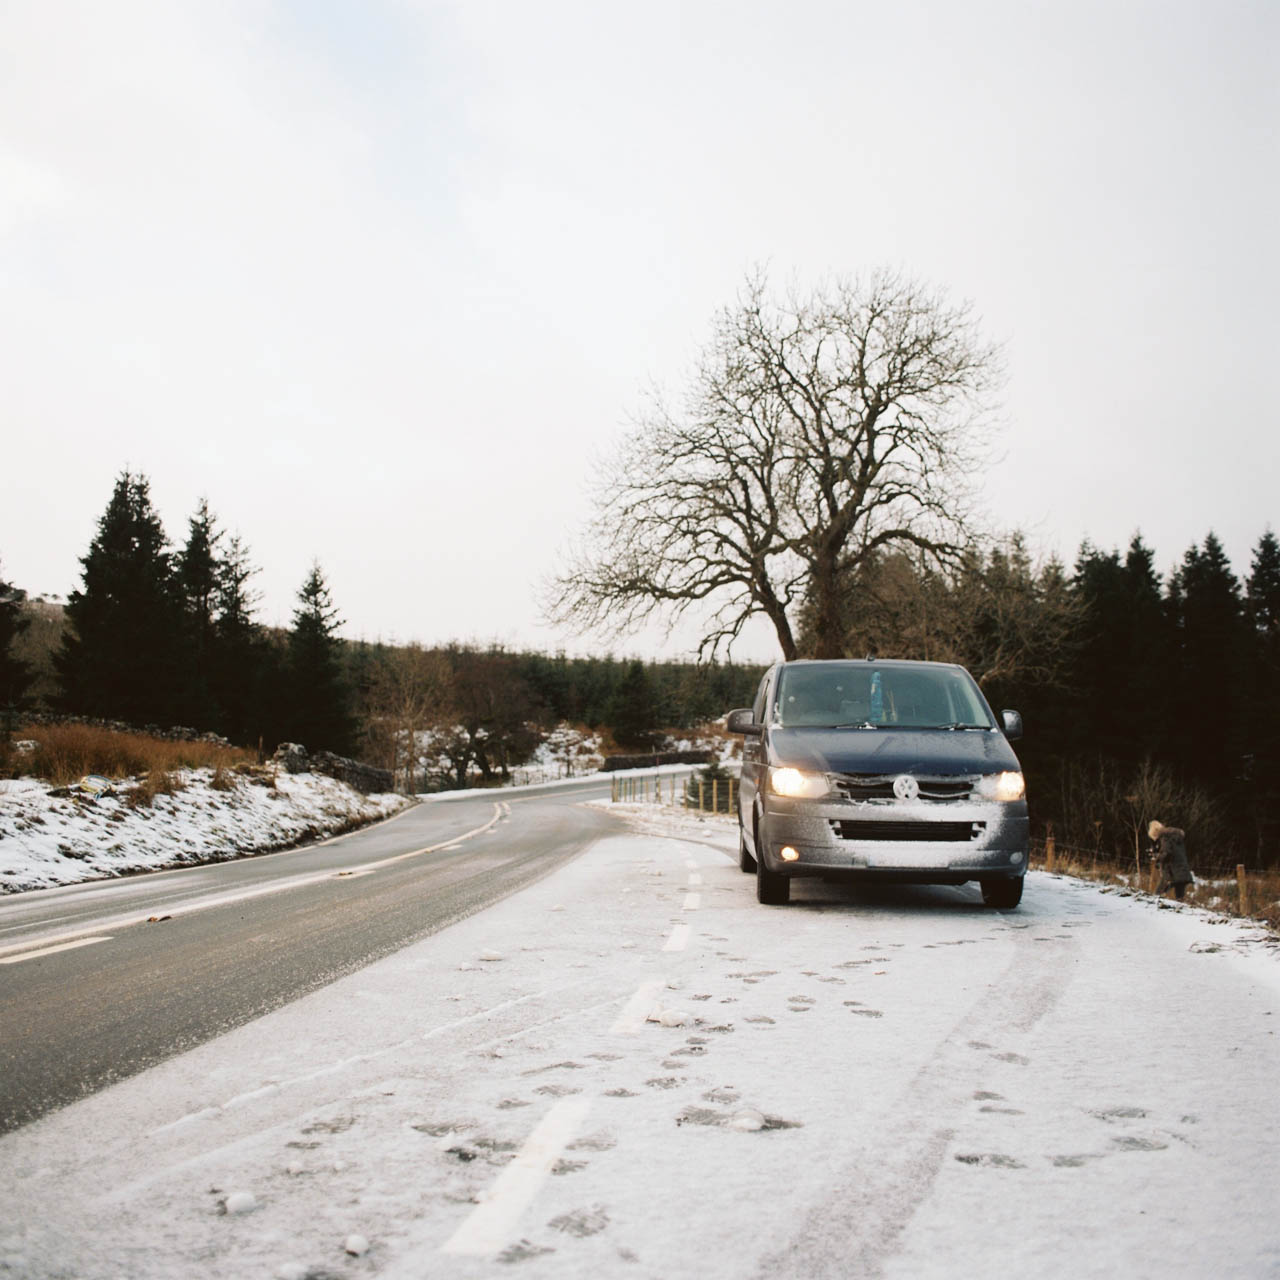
[698,779,705,812]
[712,778,718,813]
[1237,864,1249,916]
[1045,822,1055,873]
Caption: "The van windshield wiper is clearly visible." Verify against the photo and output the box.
[937,722,988,731]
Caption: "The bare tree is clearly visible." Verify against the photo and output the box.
[550,270,1001,659]
[363,644,451,792]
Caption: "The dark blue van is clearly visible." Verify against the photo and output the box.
[727,659,1029,907]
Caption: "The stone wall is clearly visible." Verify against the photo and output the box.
[271,742,394,795]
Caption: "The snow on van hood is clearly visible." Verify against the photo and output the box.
[767,725,1022,776]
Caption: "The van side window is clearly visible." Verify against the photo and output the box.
[752,670,772,724]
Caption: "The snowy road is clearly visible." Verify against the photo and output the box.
[0,780,619,1131]
[1,805,1277,1278]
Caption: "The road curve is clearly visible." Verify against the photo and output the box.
[0,779,620,1132]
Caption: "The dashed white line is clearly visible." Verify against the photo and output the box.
[441,1097,592,1256]
[610,978,667,1034]
[662,923,691,952]
[682,892,701,911]
[688,873,703,886]
[0,936,112,965]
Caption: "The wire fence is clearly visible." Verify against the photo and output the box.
[610,771,737,814]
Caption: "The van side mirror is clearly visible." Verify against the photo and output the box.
[726,708,763,736]
[1001,709,1024,741]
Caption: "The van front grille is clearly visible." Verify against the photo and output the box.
[833,774,976,803]
[830,820,985,842]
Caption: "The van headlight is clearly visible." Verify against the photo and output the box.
[769,767,830,799]
[979,771,1026,802]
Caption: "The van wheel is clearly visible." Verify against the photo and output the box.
[981,877,1024,909]
[738,827,757,873]
[756,848,790,905]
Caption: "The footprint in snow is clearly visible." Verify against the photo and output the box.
[552,1158,588,1175]
[645,1077,684,1090]
[1111,1135,1169,1152]
[604,1088,639,1098]
[1090,1106,1149,1122]
[954,1153,1025,1169]
[549,1206,610,1238]
[973,1091,1004,1101]
[496,1098,531,1110]
[301,1116,356,1135]
[535,1084,582,1097]
[499,1240,554,1262]
[413,1120,474,1137]
[991,1051,1031,1065]
[522,1061,586,1075]
[745,1015,775,1025]
[568,1132,616,1153]
[677,1105,803,1131]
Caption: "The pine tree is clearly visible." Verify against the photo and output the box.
[174,498,222,725]
[56,472,187,725]
[210,534,271,746]
[286,562,355,754]
[1166,532,1247,785]
[1245,530,1280,845]
[607,660,659,749]
[1246,530,1280,637]
[0,563,35,734]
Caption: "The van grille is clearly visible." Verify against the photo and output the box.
[833,773,976,802]
[830,820,985,842]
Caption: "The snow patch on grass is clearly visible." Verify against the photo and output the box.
[0,769,409,894]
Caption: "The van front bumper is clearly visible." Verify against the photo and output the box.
[760,797,1030,881]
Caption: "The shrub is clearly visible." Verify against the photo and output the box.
[0,723,255,786]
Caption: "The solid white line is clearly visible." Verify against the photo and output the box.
[0,805,506,962]
[442,1097,592,1256]
[0,936,111,965]
[610,978,666,1034]
[687,873,703,886]
[662,924,691,952]
[682,892,701,911]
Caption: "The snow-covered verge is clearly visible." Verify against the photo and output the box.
[1,807,1277,1278]
[0,770,410,894]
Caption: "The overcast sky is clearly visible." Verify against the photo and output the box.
[2,0,1276,661]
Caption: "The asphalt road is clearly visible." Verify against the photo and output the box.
[0,779,620,1133]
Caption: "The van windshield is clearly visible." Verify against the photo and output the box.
[774,663,995,730]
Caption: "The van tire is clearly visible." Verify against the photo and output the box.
[981,877,1024,909]
[738,827,757,873]
[756,842,790,905]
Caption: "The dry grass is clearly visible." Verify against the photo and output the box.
[1031,841,1280,934]
[0,723,256,787]
[126,770,187,810]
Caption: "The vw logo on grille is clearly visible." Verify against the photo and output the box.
[893,774,919,801]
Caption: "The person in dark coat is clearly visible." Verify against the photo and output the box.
[1148,820,1194,900]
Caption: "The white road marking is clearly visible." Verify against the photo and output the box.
[683,892,701,911]
[685,858,698,869]
[442,1097,592,1257]
[610,978,667,1034]
[688,873,703,886]
[0,936,111,964]
[662,924,691,952]
[0,805,506,962]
